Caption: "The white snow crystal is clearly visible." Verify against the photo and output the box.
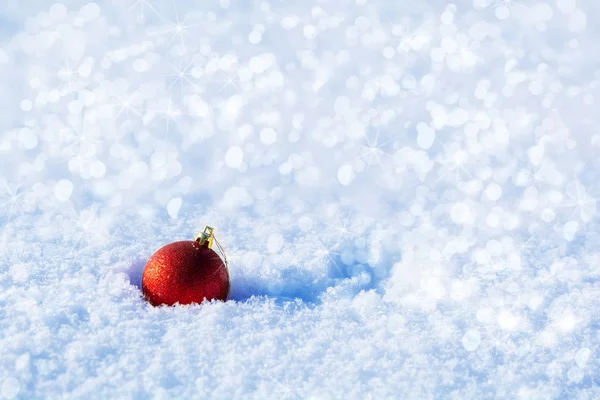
[1,1,599,398]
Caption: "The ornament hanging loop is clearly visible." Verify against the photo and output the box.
[196,226,214,249]
[195,225,228,269]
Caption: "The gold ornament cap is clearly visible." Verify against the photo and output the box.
[195,226,214,249]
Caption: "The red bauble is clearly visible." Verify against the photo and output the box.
[142,239,230,306]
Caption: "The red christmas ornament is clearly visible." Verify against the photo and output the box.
[142,226,230,306]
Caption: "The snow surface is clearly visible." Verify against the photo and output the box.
[1,0,600,398]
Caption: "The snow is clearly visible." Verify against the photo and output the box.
[337,164,354,186]
[54,179,74,202]
[224,146,244,169]
[166,197,182,220]
[1,0,600,398]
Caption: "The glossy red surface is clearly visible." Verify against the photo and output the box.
[141,240,230,306]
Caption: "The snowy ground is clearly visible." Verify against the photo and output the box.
[1,0,600,398]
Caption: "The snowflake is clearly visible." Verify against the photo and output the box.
[478,326,518,361]
[0,180,27,218]
[519,168,549,189]
[265,374,303,400]
[560,181,597,222]
[56,57,86,93]
[509,234,536,258]
[74,205,111,246]
[63,113,97,163]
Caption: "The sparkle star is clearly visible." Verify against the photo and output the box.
[56,57,84,93]
[110,91,142,121]
[323,212,360,244]
[162,100,182,134]
[359,130,393,175]
[262,373,303,400]
[219,71,241,94]
[478,325,517,358]
[383,17,431,65]
[64,112,96,161]
[510,234,536,258]
[149,98,184,140]
[433,139,474,186]
[166,59,198,96]
[561,181,597,222]
[310,236,343,276]
[75,205,111,246]
[128,0,162,23]
[519,168,548,189]
[147,0,200,50]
